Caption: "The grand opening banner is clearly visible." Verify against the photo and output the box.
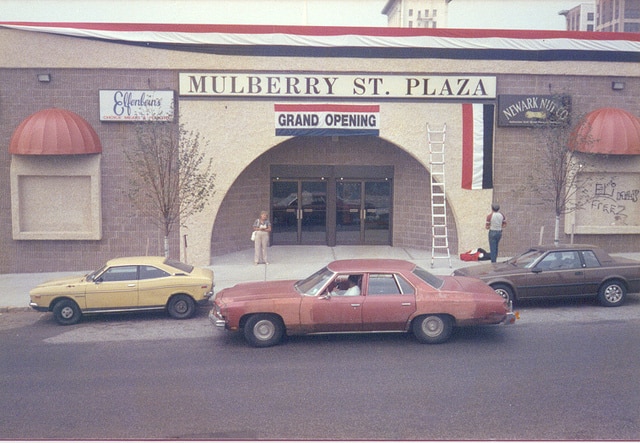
[275,103,380,136]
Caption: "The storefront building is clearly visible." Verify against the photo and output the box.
[1,23,639,273]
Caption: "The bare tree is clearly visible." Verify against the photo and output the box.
[528,107,597,245]
[126,120,216,258]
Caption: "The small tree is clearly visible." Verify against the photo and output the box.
[126,120,216,258]
[528,108,597,245]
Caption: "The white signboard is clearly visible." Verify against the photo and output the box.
[99,90,175,121]
[179,73,496,100]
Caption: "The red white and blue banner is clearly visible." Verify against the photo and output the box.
[275,104,379,136]
[1,22,639,62]
[462,103,495,190]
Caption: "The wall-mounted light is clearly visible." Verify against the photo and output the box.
[611,81,625,90]
[37,73,51,83]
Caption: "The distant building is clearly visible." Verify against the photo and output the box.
[596,0,640,32]
[382,0,452,28]
[559,3,596,31]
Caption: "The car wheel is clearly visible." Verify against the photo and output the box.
[53,299,82,325]
[244,314,284,347]
[167,294,196,319]
[412,314,453,344]
[598,280,626,307]
[491,283,515,305]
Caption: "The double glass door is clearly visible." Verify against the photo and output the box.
[272,180,327,245]
[336,180,391,245]
[271,178,391,246]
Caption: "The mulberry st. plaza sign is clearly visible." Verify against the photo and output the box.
[179,72,496,99]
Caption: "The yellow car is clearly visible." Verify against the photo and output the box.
[29,256,214,325]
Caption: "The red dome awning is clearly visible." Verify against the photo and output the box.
[9,108,102,155]
[571,107,640,155]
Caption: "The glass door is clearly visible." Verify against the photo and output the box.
[363,180,391,245]
[272,180,327,245]
[336,180,391,245]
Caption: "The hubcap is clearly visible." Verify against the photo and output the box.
[422,317,444,337]
[174,300,188,314]
[604,285,623,303]
[61,306,74,319]
[495,289,510,302]
[254,320,275,341]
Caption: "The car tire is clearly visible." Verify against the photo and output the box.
[598,280,626,307]
[491,283,515,305]
[244,314,284,347]
[412,314,453,344]
[53,299,82,325]
[167,294,196,319]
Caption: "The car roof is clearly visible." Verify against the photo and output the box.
[327,259,417,273]
[529,244,600,252]
[105,256,168,267]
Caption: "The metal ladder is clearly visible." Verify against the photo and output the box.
[427,123,452,268]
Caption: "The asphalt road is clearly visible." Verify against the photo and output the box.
[1,298,640,440]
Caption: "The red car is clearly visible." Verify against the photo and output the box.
[210,259,515,347]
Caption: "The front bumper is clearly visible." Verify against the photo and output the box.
[208,309,227,328]
[29,302,49,312]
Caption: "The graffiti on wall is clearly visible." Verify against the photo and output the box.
[572,173,640,232]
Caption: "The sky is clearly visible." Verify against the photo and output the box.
[0,0,582,30]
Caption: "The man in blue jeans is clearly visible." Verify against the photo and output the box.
[485,204,507,263]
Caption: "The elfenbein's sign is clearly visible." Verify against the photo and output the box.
[99,90,175,121]
[498,95,571,127]
[179,72,496,100]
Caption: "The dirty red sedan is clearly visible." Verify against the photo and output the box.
[210,259,515,347]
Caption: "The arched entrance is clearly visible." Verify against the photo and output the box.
[210,135,458,257]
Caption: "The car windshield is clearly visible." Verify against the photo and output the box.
[295,267,335,296]
[85,265,107,282]
[509,249,544,268]
[164,258,194,274]
[412,265,444,289]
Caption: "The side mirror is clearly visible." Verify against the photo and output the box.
[318,294,331,300]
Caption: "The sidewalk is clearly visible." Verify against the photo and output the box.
[2,245,639,312]
[0,246,462,311]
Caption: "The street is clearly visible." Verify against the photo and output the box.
[1,296,640,440]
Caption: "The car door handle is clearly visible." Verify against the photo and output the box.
[127,284,136,287]
[401,302,412,306]
[574,271,584,276]
[351,303,361,307]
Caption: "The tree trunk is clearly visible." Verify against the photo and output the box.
[554,214,561,246]
[164,235,170,258]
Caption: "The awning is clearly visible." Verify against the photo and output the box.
[9,108,102,155]
[571,107,640,155]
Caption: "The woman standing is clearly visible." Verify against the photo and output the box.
[253,210,272,265]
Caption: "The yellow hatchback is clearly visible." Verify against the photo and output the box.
[29,256,214,325]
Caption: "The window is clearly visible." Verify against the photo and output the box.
[140,265,169,280]
[408,8,413,16]
[581,251,601,268]
[412,266,444,289]
[367,274,401,295]
[99,266,138,282]
[538,252,580,270]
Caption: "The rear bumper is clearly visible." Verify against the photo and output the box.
[502,311,517,325]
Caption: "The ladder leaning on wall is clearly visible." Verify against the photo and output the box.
[427,123,452,268]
